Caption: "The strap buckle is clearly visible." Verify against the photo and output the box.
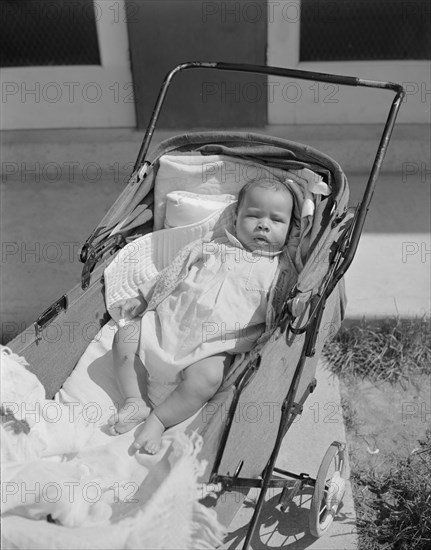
[80,234,127,289]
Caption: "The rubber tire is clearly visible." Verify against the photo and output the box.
[309,441,347,538]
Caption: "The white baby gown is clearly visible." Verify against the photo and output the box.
[138,230,281,405]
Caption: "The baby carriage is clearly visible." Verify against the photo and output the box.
[4,63,404,548]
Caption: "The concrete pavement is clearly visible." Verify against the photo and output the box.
[1,124,430,549]
[2,123,429,174]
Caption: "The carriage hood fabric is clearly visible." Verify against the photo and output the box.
[104,149,333,322]
[83,133,349,262]
[91,133,350,328]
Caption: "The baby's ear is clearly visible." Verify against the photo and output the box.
[233,208,238,225]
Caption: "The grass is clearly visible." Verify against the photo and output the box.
[351,431,431,550]
[323,317,431,384]
[323,316,431,550]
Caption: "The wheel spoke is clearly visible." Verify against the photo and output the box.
[336,455,344,472]
[319,503,327,520]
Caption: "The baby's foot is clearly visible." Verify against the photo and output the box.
[133,413,165,454]
[108,397,150,435]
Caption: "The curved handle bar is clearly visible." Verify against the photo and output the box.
[134,61,404,170]
[133,61,405,317]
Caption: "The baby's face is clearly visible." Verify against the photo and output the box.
[235,184,293,252]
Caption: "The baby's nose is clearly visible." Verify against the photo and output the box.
[257,219,269,230]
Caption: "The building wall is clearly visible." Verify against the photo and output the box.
[1,0,429,130]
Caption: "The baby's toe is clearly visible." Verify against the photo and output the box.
[144,440,161,455]
[108,425,119,436]
[133,430,148,450]
[107,413,117,427]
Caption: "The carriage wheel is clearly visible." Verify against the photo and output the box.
[309,441,347,537]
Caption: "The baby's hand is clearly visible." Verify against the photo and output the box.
[115,295,147,322]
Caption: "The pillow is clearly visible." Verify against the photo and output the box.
[153,154,329,231]
[164,190,236,228]
[153,154,276,230]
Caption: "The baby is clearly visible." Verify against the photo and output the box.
[108,177,294,454]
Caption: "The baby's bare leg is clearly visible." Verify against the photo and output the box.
[133,353,230,454]
[108,320,150,434]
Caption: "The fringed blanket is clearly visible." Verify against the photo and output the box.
[1,346,226,549]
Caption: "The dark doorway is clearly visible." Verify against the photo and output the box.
[126,0,268,129]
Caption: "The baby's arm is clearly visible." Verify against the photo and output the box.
[133,353,232,454]
[108,318,150,434]
[113,293,147,398]
[112,320,142,399]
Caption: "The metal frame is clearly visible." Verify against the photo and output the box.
[129,62,404,549]
[210,309,325,549]
[134,61,404,293]
[81,62,404,292]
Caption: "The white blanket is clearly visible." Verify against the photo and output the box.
[104,205,235,321]
[0,346,225,549]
